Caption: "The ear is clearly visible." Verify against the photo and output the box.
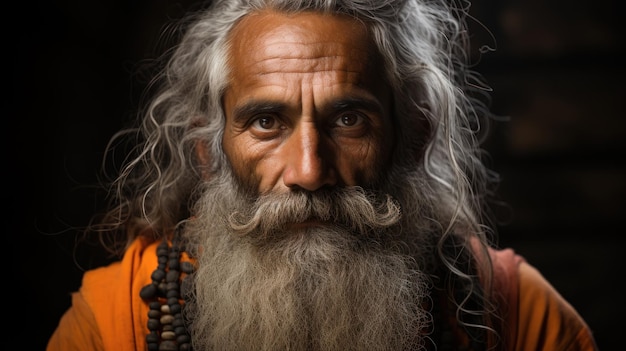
[191,118,212,180]
[195,139,212,180]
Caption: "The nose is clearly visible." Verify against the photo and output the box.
[282,121,337,191]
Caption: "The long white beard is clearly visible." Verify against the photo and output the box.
[182,169,433,351]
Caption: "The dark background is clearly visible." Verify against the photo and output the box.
[10,0,623,349]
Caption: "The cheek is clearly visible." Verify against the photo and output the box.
[362,144,390,185]
[336,136,390,187]
[222,137,263,193]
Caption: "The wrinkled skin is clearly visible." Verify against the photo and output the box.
[222,10,395,205]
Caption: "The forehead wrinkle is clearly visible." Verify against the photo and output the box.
[234,21,371,71]
[249,71,365,96]
[257,39,367,57]
[246,54,367,85]
[247,49,364,73]
[253,67,363,76]
[225,10,387,115]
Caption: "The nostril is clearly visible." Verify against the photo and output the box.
[282,153,338,191]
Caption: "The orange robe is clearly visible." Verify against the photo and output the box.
[46,237,598,350]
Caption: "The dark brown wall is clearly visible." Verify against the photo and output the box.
[11,1,622,349]
[471,1,623,349]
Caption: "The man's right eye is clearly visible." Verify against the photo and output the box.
[251,115,278,130]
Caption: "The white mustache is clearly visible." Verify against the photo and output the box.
[228,187,402,238]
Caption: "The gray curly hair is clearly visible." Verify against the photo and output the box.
[94,0,500,345]
[98,0,495,244]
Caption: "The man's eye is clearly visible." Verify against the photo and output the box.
[335,113,364,127]
[251,116,278,130]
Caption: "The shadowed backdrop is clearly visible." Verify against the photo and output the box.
[10,1,623,349]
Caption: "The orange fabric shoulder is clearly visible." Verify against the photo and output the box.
[487,247,598,351]
[47,237,160,351]
[46,290,105,351]
[514,261,598,351]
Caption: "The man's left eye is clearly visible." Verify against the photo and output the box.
[335,113,364,127]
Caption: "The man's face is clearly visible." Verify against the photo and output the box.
[189,14,432,348]
[222,10,394,196]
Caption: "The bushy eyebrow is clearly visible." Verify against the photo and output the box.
[230,100,287,124]
[230,95,384,123]
[326,96,385,115]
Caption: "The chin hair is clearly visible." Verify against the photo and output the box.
[181,170,434,350]
[184,223,430,351]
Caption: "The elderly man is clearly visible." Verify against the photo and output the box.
[47,0,597,350]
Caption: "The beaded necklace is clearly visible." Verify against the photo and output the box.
[140,235,195,351]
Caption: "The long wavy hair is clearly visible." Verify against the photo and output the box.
[93,0,501,347]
